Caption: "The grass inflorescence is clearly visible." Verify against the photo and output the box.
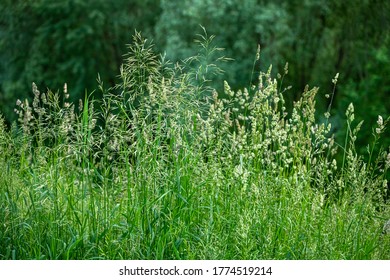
[0,31,389,259]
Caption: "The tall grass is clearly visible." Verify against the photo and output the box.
[0,31,389,260]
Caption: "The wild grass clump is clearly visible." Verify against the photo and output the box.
[0,31,389,260]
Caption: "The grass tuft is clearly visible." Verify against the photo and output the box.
[0,31,389,260]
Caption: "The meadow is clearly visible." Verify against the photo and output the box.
[0,32,389,259]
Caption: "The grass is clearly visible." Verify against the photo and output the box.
[0,31,389,260]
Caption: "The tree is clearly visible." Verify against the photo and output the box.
[0,0,161,124]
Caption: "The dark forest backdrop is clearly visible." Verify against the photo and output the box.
[1,0,389,156]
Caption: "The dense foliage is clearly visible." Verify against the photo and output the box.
[0,0,160,121]
[1,0,389,158]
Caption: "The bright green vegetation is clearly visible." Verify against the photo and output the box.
[0,32,389,260]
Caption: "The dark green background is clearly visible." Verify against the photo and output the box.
[1,0,389,156]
